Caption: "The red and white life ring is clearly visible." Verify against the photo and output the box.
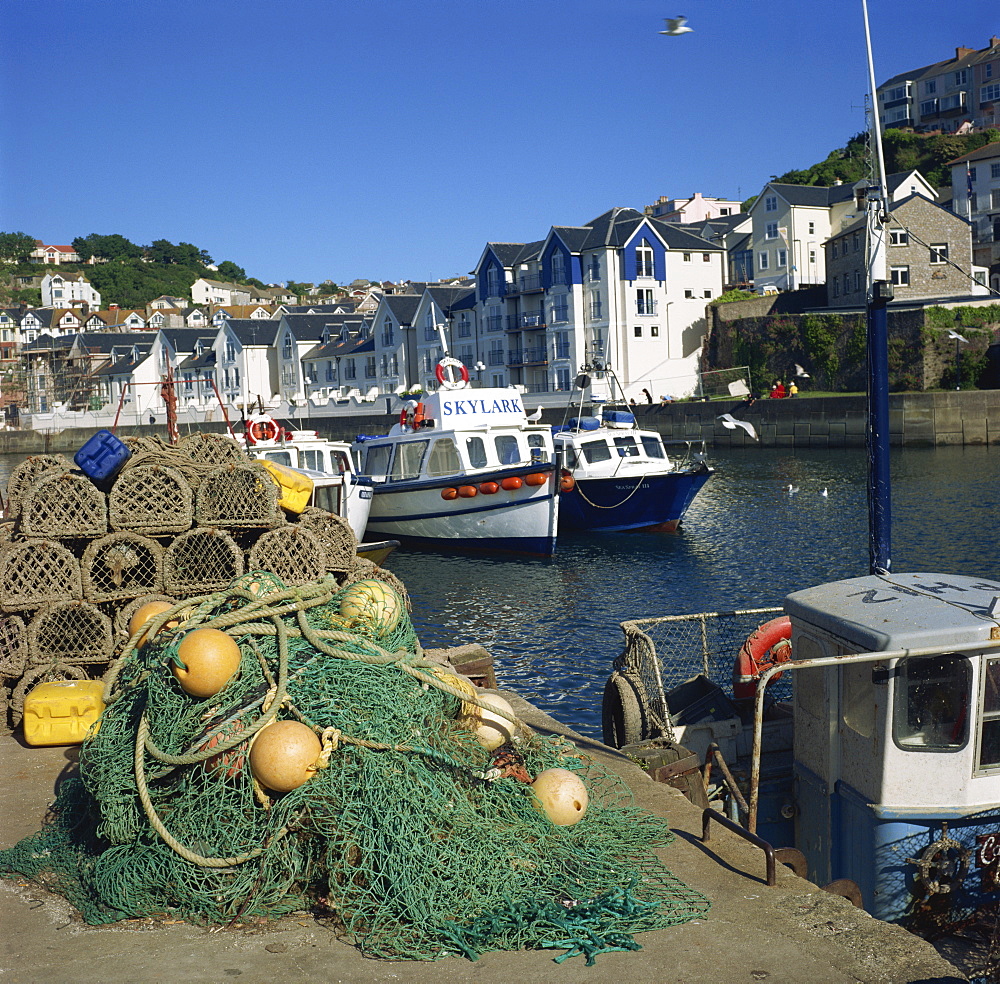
[398,401,427,430]
[248,417,280,444]
[435,357,469,389]
[732,616,792,700]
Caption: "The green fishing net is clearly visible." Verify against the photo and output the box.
[0,573,709,963]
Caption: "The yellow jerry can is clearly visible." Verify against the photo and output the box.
[260,460,314,514]
[22,680,106,746]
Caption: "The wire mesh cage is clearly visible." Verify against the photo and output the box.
[18,471,108,539]
[247,527,327,587]
[108,462,194,534]
[81,532,164,603]
[0,539,83,612]
[178,431,248,467]
[295,507,357,572]
[163,528,245,596]
[617,607,786,726]
[194,463,284,529]
[0,614,28,679]
[27,600,114,666]
[4,454,73,521]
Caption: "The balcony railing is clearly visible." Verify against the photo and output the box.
[365,367,377,378]
[551,305,569,323]
[636,300,658,316]
[516,312,546,330]
[523,348,548,365]
[487,351,505,366]
[509,274,542,293]
[486,316,504,332]
[508,350,524,365]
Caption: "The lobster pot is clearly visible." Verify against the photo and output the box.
[110,594,176,643]
[163,528,244,597]
[108,463,193,534]
[248,527,326,587]
[178,432,247,469]
[194,463,284,529]
[27,601,114,667]
[0,540,82,612]
[296,508,357,572]
[4,454,73,521]
[343,558,412,612]
[18,472,108,539]
[0,614,28,679]
[82,532,164,603]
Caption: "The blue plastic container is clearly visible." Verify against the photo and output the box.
[73,429,131,485]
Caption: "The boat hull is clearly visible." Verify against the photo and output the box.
[558,465,712,533]
[364,469,558,556]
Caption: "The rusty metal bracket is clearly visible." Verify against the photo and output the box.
[702,807,778,886]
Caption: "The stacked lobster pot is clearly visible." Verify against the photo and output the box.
[0,431,405,729]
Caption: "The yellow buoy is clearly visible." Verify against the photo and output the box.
[128,600,177,647]
[530,768,589,826]
[171,628,241,698]
[249,720,322,793]
[338,579,402,634]
[461,692,516,751]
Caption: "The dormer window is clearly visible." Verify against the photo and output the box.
[635,241,654,278]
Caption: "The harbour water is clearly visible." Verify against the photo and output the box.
[3,445,998,742]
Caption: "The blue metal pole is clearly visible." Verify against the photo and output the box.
[867,285,891,574]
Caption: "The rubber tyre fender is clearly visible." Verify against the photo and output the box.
[602,670,648,749]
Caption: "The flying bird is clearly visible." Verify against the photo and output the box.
[793,364,811,378]
[717,413,758,441]
[660,16,692,36]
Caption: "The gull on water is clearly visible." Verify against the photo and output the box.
[660,16,693,35]
[787,484,800,494]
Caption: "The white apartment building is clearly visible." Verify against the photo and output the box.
[40,272,101,309]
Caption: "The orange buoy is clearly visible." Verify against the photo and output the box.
[500,476,523,491]
[458,485,478,498]
[249,720,322,793]
[524,473,547,486]
[479,481,499,494]
[172,628,242,698]
[559,469,576,492]
[441,487,458,500]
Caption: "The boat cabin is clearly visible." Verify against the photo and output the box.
[785,572,1000,924]
[251,429,353,477]
[554,415,672,473]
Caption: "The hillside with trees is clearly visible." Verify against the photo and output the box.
[746,127,1000,207]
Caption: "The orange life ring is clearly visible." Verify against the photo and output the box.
[560,469,576,492]
[732,616,792,700]
[248,418,279,444]
[435,358,469,388]
[399,401,426,429]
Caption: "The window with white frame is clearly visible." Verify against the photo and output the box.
[636,241,654,278]
[765,195,777,211]
[929,243,948,264]
[651,325,659,336]
[589,255,600,281]
[551,251,566,285]
[766,222,778,239]
[808,222,815,234]
[992,162,1000,179]
[636,288,655,315]
[684,289,693,298]
[757,251,769,270]
[925,79,937,94]
[891,266,910,286]
[777,249,786,267]
[889,230,909,245]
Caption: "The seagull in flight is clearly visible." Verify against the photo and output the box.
[717,413,758,440]
[660,16,692,36]
[793,363,810,378]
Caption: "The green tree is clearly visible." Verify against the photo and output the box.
[216,260,246,282]
[73,233,142,261]
[0,231,37,263]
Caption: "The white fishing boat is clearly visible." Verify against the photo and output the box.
[240,413,374,545]
[352,362,559,556]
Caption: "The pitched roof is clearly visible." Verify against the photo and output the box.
[226,319,281,346]
[381,294,421,324]
[945,140,1000,166]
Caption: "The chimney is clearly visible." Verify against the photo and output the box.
[991,37,1000,48]
[956,46,974,59]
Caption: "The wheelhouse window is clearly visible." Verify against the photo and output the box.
[495,434,521,465]
[362,443,393,480]
[640,434,666,458]
[613,436,640,457]
[466,436,487,469]
[581,440,612,464]
[426,438,461,477]
[893,653,970,750]
[391,440,428,481]
[978,658,1000,771]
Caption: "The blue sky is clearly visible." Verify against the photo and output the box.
[1,0,995,286]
